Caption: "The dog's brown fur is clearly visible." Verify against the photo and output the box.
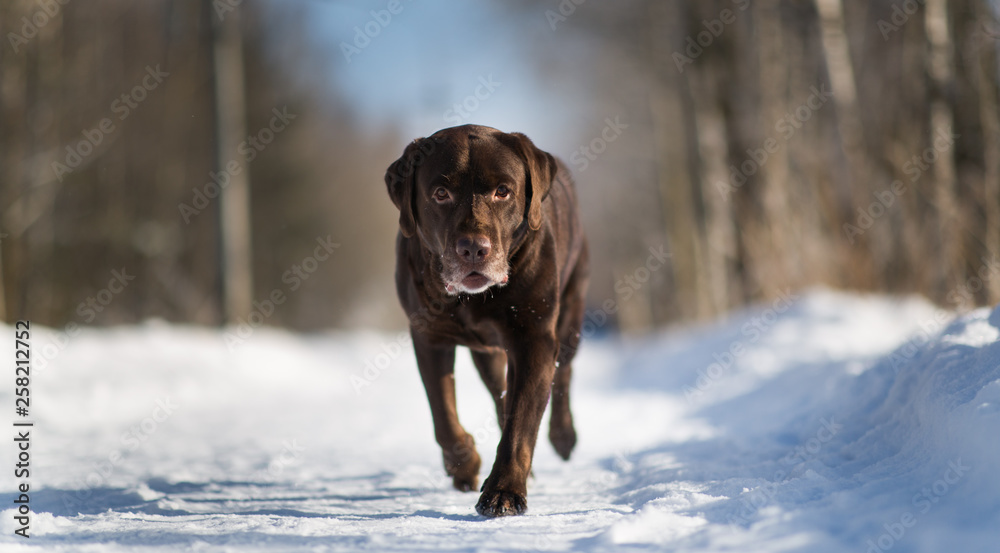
[385,124,588,517]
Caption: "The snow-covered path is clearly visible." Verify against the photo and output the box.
[1,290,998,552]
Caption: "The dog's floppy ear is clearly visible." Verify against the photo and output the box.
[508,132,555,231]
[384,139,425,238]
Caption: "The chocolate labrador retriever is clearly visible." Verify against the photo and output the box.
[384,124,588,517]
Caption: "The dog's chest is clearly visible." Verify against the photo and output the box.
[426,302,506,350]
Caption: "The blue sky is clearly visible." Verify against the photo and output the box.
[304,0,591,152]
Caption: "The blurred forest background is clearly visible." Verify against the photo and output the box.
[2,0,999,333]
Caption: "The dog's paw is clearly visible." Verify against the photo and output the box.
[443,433,480,492]
[451,473,478,492]
[549,423,577,461]
[475,489,527,517]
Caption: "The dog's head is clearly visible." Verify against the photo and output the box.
[385,125,554,295]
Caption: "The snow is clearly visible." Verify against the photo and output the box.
[1,288,998,552]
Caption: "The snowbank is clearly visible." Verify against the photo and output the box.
[0,289,996,552]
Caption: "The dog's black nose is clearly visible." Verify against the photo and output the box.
[457,235,491,262]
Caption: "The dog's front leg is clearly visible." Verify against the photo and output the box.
[411,332,481,492]
[475,332,557,517]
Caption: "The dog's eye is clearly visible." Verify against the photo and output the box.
[495,185,510,199]
[433,187,451,203]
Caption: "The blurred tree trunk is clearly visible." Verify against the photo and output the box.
[721,0,768,302]
[815,0,876,288]
[754,0,792,287]
[211,4,253,324]
[979,0,1000,303]
[688,80,735,316]
[647,1,715,321]
[926,0,960,297]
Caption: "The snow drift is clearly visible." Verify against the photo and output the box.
[0,289,997,552]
